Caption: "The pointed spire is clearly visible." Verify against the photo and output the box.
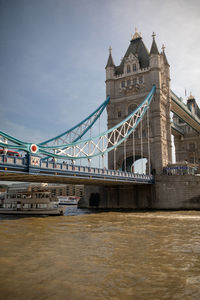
[105,46,115,68]
[150,32,159,55]
[188,92,195,100]
[161,44,165,52]
[162,44,169,66]
[131,27,142,41]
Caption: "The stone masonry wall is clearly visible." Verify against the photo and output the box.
[79,176,200,210]
[154,175,200,209]
[79,184,154,209]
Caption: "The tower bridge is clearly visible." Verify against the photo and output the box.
[1,29,200,209]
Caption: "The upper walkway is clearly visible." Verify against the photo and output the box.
[0,154,154,185]
[170,90,200,133]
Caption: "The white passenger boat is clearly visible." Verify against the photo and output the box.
[0,190,65,216]
[58,196,79,205]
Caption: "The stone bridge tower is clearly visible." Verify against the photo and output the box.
[106,30,172,175]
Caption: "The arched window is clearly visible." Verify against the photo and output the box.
[127,65,131,73]
[133,64,137,72]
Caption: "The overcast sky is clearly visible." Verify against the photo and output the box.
[1,0,200,144]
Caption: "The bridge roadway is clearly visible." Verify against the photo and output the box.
[170,90,200,134]
[0,155,154,185]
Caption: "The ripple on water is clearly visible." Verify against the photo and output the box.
[1,209,200,299]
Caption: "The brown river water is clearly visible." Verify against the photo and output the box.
[1,207,200,300]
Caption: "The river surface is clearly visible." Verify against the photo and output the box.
[1,208,200,300]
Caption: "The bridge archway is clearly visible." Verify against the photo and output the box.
[120,154,151,175]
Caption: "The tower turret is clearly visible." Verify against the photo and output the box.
[105,46,115,79]
[150,32,159,55]
[161,44,170,81]
[161,44,169,66]
[105,46,115,97]
[149,32,161,89]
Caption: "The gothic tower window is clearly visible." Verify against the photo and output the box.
[127,65,131,73]
[127,80,131,86]
[121,81,125,88]
[118,111,121,118]
[133,64,137,72]
[133,78,137,86]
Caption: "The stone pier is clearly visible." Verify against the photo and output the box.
[78,175,200,210]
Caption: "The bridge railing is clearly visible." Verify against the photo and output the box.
[41,160,151,179]
[0,154,154,182]
[0,155,27,166]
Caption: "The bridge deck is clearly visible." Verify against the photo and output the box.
[0,155,154,185]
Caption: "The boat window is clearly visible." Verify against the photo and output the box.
[38,204,48,208]
[23,203,31,209]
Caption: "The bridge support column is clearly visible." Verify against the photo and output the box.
[78,184,155,209]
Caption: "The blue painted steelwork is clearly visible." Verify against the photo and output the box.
[38,85,156,159]
[39,96,110,146]
[0,132,30,152]
[2,87,200,161]
[0,96,110,155]
[0,87,155,160]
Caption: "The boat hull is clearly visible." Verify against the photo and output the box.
[0,208,65,216]
[59,202,77,205]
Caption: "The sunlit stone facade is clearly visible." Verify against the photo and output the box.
[105,30,172,174]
